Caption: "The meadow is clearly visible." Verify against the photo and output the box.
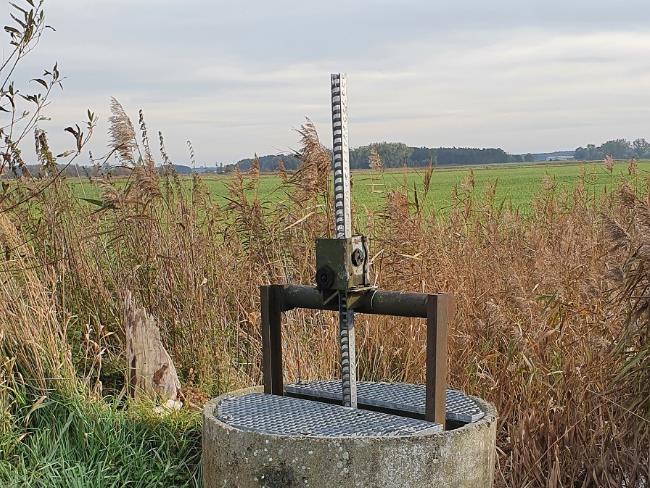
[70,159,650,217]
[1,117,649,487]
[213,160,650,212]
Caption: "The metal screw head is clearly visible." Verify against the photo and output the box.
[316,265,335,290]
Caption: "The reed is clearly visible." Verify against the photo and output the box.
[0,111,648,486]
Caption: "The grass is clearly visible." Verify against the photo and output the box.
[69,160,650,220]
[0,113,648,487]
[0,390,200,487]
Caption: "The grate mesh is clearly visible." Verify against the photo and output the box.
[285,381,484,423]
[217,393,442,437]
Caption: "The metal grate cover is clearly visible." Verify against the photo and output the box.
[285,381,484,423]
[217,393,442,437]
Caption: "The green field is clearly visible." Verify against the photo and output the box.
[70,160,650,214]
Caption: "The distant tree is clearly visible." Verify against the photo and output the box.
[575,144,604,161]
[574,147,586,160]
[408,146,434,166]
[349,146,369,168]
[632,138,650,159]
[350,142,412,168]
[232,154,301,172]
[599,139,632,159]
[435,147,509,165]
[523,153,535,162]
[588,144,603,160]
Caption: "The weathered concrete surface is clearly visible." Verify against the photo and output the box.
[203,386,497,488]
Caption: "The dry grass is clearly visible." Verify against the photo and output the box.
[0,210,74,391]
[0,112,648,486]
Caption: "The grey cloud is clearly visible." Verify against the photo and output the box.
[4,0,650,164]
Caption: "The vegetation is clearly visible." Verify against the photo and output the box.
[63,159,650,221]
[206,159,650,214]
[0,389,200,487]
[1,110,649,485]
[0,2,199,486]
[233,142,533,172]
[1,2,648,487]
[575,138,650,160]
[221,138,650,174]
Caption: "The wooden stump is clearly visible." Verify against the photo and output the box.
[124,291,181,407]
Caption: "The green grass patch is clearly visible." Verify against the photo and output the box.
[0,392,201,488]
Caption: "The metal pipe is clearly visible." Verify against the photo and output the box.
[280,284,430,318]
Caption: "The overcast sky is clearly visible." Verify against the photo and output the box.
[5,0,650,165]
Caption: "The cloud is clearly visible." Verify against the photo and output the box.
[4,0,650,164]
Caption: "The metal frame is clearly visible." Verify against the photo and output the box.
[261,284,451,425]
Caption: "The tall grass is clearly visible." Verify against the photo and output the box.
[0,107,648,486]
[0,391,200,487]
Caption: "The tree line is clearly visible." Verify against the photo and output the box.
[227,138,650,173]
[574,138,650,160]
[232,142,535,172]
[350,143,536,168]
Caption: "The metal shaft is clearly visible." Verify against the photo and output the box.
[331,73,357,408]
[331,74,352,239]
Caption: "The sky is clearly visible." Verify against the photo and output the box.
[4,0,650,166]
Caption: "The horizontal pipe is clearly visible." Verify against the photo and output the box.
[280,284,432,318]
